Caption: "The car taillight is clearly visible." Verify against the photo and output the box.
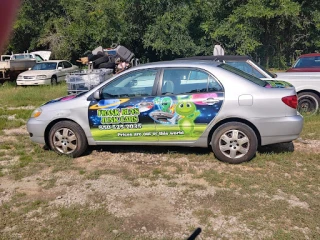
[282,95,298,109]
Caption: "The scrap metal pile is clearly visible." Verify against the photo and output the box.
[77,45,138,74]
[67,45,138,94]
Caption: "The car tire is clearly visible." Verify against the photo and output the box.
[211,122,258,164]
[51,76,57,85]
[48,121,88,158]
[297,92,319,116]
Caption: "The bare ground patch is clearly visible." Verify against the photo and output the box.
[3,125,28,136]
[294,139,320,153]
[0,129,319,239]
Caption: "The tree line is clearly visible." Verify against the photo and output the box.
[5,0,320,68]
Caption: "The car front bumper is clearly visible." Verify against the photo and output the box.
[252,114,304,146]
[16,78,51,85]
[26,118,50,144]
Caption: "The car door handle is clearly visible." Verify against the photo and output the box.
[203,98,219,105]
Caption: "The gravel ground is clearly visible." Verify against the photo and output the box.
[0,126,319,239]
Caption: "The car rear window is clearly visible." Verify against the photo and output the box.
[218,63,267,87]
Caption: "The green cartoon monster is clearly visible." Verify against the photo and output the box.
[161,97,173,113]
[175,101,200,135]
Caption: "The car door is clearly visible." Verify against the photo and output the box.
[61,61,74,80]
[151,68,224,141]
[88,68,160,142]
[56,61,65,82]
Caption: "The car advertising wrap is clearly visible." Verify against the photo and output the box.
[88,93,224,141]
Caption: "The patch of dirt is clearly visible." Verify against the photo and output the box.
[293,139,320,153]
[3,125,28,136]
[0,135,18,143]
[7,106,36,110]
[272,189,309,209]
[0,128,318,239]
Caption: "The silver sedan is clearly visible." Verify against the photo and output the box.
[27,60,303,164]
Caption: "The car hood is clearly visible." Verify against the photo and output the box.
[287,68,320,72]
[30,51,52,61]
[43,95,78,106]
[42,92,88,106]
[264,80,294,88]
[19,70,56,76]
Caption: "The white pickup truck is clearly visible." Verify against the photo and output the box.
[274,72,320,115]
[0,51,50,83]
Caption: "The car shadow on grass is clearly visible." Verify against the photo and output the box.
[258,141,294,154]
[88,145,212,156]
[88,142,295,156]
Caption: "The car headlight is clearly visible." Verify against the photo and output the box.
[17,75,23,79]
[31,108,42,118]
[36,75,48,80]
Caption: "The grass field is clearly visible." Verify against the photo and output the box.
[0,83,319,239]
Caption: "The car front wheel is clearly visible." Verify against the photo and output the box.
[211,122,258,164]
[48,121,88,157]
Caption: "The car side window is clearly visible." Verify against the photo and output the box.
[161,68,222,95]
[226,61,264,78]
[58,62,63,69]
[63,61,72,68]
[101,69,158,98]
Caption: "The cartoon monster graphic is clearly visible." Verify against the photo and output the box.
[175,101,200,135]
[153,97,161,110]
[161,97,173,113]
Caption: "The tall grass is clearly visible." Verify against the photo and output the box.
[300,114,320,140]
[0,82,68,107]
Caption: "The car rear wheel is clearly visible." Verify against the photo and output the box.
[297,92,319,116]
[51,76,57,85]
[211,122,258,164]
[48,121,88,157]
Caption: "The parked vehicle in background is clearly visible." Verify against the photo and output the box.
[0,51,47,83]
[179,55,320,115]
[287,53,320,72]
[16,60,78,86]
[10,52,44,62]
[27,60,303,164]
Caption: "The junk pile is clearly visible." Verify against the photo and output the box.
[77,45,139,74]
[66,68,113,95]
[67,45,139,95]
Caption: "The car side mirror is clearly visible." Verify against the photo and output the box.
[58,67,63,70]
[93,90,101,100]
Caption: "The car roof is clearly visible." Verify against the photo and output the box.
[133,59,222,69]
[176,55,252,61]
[299,53,320,58]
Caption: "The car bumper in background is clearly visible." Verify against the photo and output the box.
[16,79,51,85]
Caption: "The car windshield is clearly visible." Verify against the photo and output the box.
[218,63,267,87]
[31,62,57,70]
[293,56,320,68]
